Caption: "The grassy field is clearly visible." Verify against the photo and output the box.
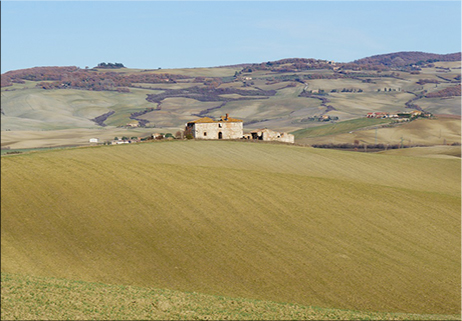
[1,141,460,317]
[378,145,461,158]
[294,117,461,146]
[292,118,392,139]
[0,127,165,149]
[2,273,459,321]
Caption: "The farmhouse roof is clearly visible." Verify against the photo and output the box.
[220,114,243,122]
[188,117,215,123]
[188,114,243,124]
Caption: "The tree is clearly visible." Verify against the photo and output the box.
[184,127,193,139]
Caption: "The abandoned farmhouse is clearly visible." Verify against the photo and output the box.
[185,114,295,143]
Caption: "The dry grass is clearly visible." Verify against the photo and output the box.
[0,127,163,149]
[295,118,461,146]
[2,273,458,320]
[292,118,391,139]
[378,145,461,158]
[1,141,460,316]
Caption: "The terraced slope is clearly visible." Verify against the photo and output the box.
[1,141,460,315]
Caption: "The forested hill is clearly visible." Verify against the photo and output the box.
[353,51,461,67]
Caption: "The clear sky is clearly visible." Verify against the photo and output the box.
[1,1,461,73]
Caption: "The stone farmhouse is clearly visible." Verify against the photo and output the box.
[185,114,243,140]
[185,114,295,143]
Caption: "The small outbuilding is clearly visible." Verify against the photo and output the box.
[250,128,294,144]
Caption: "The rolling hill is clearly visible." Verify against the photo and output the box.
[1,141,460,317]
[1,52,460,149]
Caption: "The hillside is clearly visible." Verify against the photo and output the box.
[353,52,461,67]
[1,52,460,149]
[1,141,460,316]
[2,273,458,320]
[293,116,461,146]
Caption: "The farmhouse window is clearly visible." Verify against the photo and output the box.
[218,123,222,128]
[204,132,207,136]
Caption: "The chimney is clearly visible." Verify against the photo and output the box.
[225,113,229,120]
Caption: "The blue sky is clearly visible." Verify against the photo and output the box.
[1,1,461,73]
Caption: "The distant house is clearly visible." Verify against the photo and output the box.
[152,133,164,140]
[126,120,140,128]
[366,112,389,118]
[249,128,294,144]
[89,138,99,143]
[111,140,129,145]
[185,114,243,140]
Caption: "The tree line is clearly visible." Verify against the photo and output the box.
[1,66,190,91]
[425,85,461,98]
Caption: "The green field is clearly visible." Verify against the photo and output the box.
[1,141,460,318]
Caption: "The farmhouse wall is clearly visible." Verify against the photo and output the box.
[193,122,243,140]
[186,114,243,140]
[251,129,295,144]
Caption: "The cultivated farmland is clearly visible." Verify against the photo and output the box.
[1,141,460,318]
[1,55,460,149]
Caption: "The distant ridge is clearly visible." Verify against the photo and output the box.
[353,51,461,67]
[2,51,460,75]
[216,51,461,70]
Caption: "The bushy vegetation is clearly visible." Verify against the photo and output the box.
[145,86,276,105]
[311,143,415,150]
[417,78,440,85]
[353,52,461,67]
[96,62,125,69]
[1,66,190,91]
[91,111,115,127]
[425,84,461,98]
